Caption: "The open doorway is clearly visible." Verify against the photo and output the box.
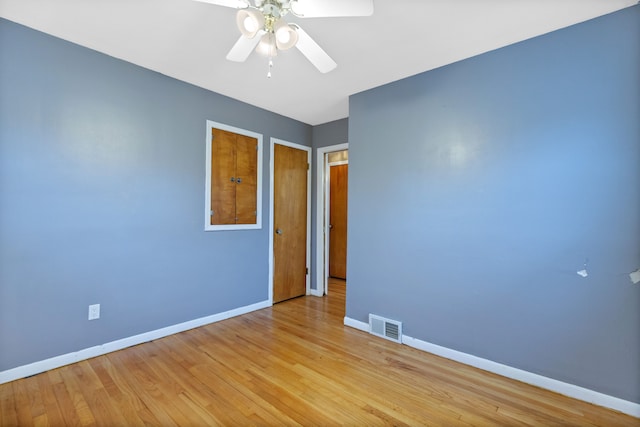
[315,143,348,296]
[328,156,348,280]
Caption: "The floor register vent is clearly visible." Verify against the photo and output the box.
[368,314,403,343]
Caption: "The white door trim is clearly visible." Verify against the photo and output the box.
[269,138,312,303]
[315,143,348,296]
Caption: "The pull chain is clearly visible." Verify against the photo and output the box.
[267,57,274,78]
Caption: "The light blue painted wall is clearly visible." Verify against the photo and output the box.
[347,6,639,402]
[310,119,349,290]
[0,18,311,371]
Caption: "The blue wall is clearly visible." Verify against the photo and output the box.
[347,6,639,402]
[0,18,310,371]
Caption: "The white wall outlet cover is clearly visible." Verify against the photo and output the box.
[576,269,588,278]
[630,269,640,285]
[88,304,100,320]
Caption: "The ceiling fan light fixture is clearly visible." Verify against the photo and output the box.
[211,0,374,74]
[256,32,278,57]
[236,9,264,38]
[274,19,298,50]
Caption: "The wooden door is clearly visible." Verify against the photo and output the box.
[329,164,348,279]
[273,144,308,303]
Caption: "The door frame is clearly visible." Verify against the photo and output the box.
[269,138,312,304]
[314,143,348,296]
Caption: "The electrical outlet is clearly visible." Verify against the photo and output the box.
[88,304,100,320]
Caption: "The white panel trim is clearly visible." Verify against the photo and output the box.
[204,120,263,231]
[343,317,640,417]
[269,138,312,303]
[315,143,348,296]
[0,299,270,385]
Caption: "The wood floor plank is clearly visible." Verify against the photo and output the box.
[36,373,64,427]
[0,278,637,426]
[56,364,98,426]
[49,378,87,426]
[10,380,36,427]
[0,382,19,427]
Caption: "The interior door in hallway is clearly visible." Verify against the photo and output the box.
[329,163,348,279]
[273,143,309,303]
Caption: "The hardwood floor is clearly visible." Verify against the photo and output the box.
[1,278,637,426]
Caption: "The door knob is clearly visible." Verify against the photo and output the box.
[276,228,283,235]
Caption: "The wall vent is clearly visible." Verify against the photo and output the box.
[368,314,402,343]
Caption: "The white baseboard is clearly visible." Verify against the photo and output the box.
[343,316,639,418]
[309,288,324,297]
[0,299,271,385]
[344,316,368,332]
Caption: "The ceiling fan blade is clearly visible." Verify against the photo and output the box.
[193,0,248,9]
[291,0,373,17]
[226,33,263,62]
[293,25,337,73]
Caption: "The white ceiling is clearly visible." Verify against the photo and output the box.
[0,0,636,125]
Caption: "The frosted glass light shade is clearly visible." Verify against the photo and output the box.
[255,32,278,57]
[274,19,298,50]
[236,9,264,38]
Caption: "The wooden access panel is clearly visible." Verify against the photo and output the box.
[210,128,257,225]
[329,164,348,279]
[210,129,237,225]
[234,134,258,224]
[273,143,308,303]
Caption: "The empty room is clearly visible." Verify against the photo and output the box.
[1,0,639,425]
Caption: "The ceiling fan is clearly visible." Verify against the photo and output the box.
[195,0,374,75]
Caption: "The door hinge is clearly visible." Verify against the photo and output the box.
[210,210,214,216]
[306,267,309,275]
[307,163,310,170]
